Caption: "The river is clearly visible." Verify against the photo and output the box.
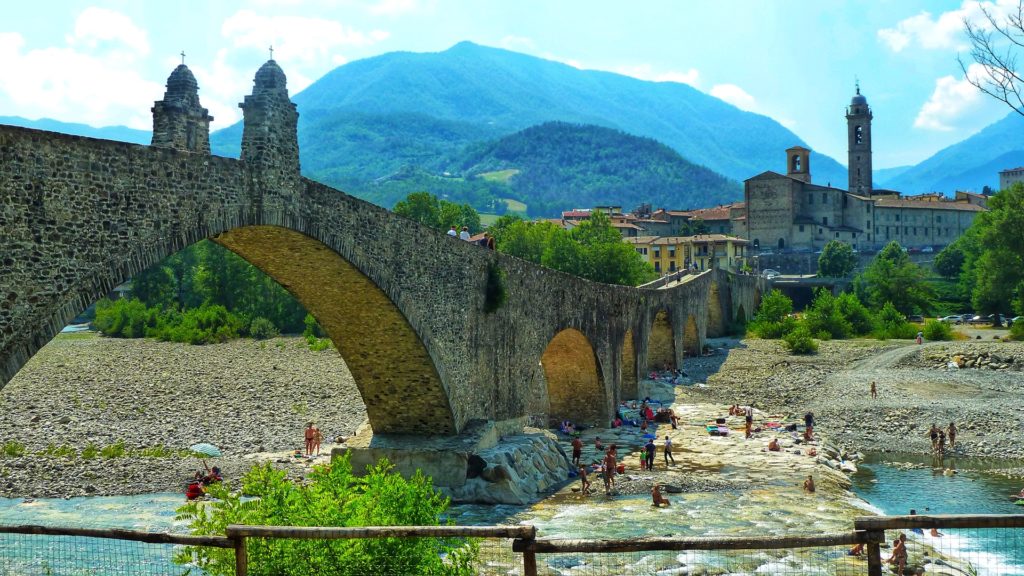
[1,454,1022,574]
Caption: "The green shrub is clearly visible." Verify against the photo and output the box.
[307,337,333,352]
[749,290,798,339]
[922,319,954,341]
[836,293,876,336]
[175,455,478,576]
[137,444,188,458]
[37,444,76,458]
[101,441,126,459]
[151,304,243,344]
[2,441,25,457]
[248,316,279,340]
[1011,321,1024,341]
[873,302,917,340]
[303,314,323,339]
[782,326,818,355]
[81,443,99,460]
[94,298,159,338]
[802,289,853,340]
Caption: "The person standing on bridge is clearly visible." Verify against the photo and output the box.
[459,226,471,241]
[447,225,457,237]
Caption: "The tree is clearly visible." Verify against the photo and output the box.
[817,240,858,278]
[678,218,709,236]
[393,191,440,228]
[933,243,966,279]
[856,241,935,315]
[961,3,1024,119]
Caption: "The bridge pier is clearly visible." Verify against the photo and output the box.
[339,418,571,505]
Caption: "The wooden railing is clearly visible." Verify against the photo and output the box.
[3,514,1024,575]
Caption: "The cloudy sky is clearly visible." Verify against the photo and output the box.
[0,0,1019,168]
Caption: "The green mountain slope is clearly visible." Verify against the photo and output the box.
[450,121,740,215]
[885,112,1024,193]
[210,41,848,201]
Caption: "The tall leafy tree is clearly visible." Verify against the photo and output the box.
[817,240,858,278]
[856,240,934,315]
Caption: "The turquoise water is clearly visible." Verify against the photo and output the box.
[1,456,1023,574]
[850,452,1024,575]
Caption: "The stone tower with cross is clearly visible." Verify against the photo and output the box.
[150,62,214,153]
[846,83,873,195]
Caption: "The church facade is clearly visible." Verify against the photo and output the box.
[738,87,985,253]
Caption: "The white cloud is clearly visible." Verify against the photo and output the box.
[0,9,163,130]
[500,35,535,52]
[877,0,1018,52]
[710,84,756,111]
[221,10,389,67]
[914,63,987,130]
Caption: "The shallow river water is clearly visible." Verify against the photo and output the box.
[0,453,1022,574]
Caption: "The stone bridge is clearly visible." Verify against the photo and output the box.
[0,61,761,454]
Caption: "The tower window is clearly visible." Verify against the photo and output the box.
[792,155,802,172]
[822,192,827,203]
[855,125,864,145]
[823,216,829,226]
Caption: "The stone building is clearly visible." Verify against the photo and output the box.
[739,86,985,253]
[999,166,1024,191]
[625,234,748,273]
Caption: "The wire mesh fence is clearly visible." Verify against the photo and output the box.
[529,546,870,575]
[885,526,1024,575]
[0,532,226,575]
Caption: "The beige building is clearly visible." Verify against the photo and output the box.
[740,87,985,252]
[625,234,749,273]
[999,167,1024,191]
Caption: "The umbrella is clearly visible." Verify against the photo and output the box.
[189,443,222,457]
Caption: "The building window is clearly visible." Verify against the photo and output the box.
[823,216,828,226]
[808,194,813,205]
[799,225,805,232]
[913,227,917,235]
[835,232,840,238]
[653,249,660,258]
[855,125,863,144]
[669,261,676,271]
[822,192,827,203]
[669,248,676,258]
[936,215,942,223]
[896,214,901,222]
[818,228,823,234]
[866,204,871,213]
[655,261,661,272]
[905,227,909,235]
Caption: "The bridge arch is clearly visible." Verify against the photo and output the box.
[736,304,747,326]
[707,281,725,337]
[646,309,675,371]
[540,328,605,427]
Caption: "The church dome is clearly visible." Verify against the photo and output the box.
[253,59,288,91]
[165,64,198,96]
[851,87,867,106]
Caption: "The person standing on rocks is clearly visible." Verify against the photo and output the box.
[745,405,754,439]
[578,466,591,495]
[947,422,957,450]
[571,436,583,468]
[644,437,656,470]
[602,448,617,495]
[927,424,939,453]
[312,426,323,457]
[870,381,877,399]
[304,422,316,456]
[664,435,675,465]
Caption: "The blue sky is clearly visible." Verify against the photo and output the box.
[0,0,1017,169]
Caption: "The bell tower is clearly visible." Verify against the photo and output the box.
[786,146,811,183]
[847,82,873,195]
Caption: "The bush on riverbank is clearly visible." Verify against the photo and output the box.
[922,319,954,341]
[94,298,247,344]
[175,455,477,576]
[782,326,818,354]
[749,290,797,339]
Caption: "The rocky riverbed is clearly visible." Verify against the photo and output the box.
[688,337,1024,463]
[0,333,367,498]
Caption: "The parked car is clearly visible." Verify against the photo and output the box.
[986,314,1009,325]
[921,246,934,253]
[906,315,924,323]
[761,269,780,279]
[908,247,923,254]
[1010,316,1024,326]
[969,315,989,325]
[938,315,961,324]
[759,249,775,256]
[959,313,974,324]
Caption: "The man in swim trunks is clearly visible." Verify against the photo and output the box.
[870,381,877,399]
[603,448,617,495]
[927,424,939,452]
[571,436,583,468]
[803,475,815,493]
[651,483,671,507]
[947,422,957,449]
[578,466,591,495]
[304,422,316,456]
[664,435,675,465]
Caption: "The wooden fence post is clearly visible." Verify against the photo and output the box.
[227,528,247,576]
[512,526,538,576]
[865,529,884,576]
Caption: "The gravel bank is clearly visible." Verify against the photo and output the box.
[687,337,1024,463]
[0,334,367,498]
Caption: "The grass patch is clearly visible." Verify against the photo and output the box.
[2,441,26,457]
[501,197,527,212]
[100,440,126,459]
[137,444,191,458]
[81,443,100,460]
[478,170,520,183]
[36,444,76,458]
[56,332,96,341]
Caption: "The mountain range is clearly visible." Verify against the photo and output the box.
[4,41,1022,212]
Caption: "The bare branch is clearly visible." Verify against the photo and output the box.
[961,2,1024,117]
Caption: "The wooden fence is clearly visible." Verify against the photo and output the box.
[1,514,1022,575]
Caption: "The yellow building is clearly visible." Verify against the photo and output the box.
[625,234,749,274]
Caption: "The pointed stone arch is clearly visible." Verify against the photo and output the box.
[647,310,675,371]
[621,329,637,399]
[683,315,701,356]
[540,328,605,427]
[736,304,747,326]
